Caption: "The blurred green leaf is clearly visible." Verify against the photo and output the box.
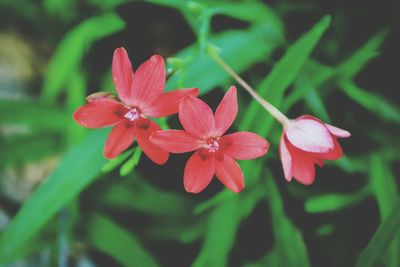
[315,224,335,236]
[101,148,134,173]
[368,154,400,267]
[0,0,41,21]
[43,0,77,21]
[192,197,240,267]
[66,69,87,145]
[304,189,369,213]
[89,214,159,267]
[41,12,125,102]
[166,24,282,94]
[0,129,107,263]
[143,219,203,243]
[337,30,388,79]
[266,176,311,267]
[192,177,264,267]
[207,2,282,29]
[119,147,142,177]
[241,15,331,131]
[355,197,400,267]
[305,60,335,87]
[194,190,236,215]
[102,174,192,216]
[340,81,400,123]
[0,100,69,130]
[0,133,60,167]
[296,73,331,122]
[369,154,398,218]
[149,0,282,28]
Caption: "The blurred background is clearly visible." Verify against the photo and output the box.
[0,0,399,266]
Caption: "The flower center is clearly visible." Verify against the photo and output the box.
[204,138,220,153]
[124,108,140,121]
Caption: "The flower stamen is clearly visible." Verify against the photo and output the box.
[124,108,140,121]
[204,138,220,153]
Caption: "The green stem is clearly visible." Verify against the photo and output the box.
[209,48,290,127]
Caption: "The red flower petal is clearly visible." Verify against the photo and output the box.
[318,137,343,160]
[104,122,135,159]
[325,123,351,138]
[215,154,244,193]
[286,140,316,185]
[134,118,169,165]
[220,131,269,160]
[184,150,215,193]
[73,98,127,128]
[315,158,324,167]
[112,48,134,105]
[150,130,204,153]
[279,136,292,181]
[285,117,334,153]
[143,88,199,118]
[131,55,166,110]
[214,86,238,136]
[179,96,215,140]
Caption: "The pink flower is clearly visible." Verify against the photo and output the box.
[279,115,351,185]
[73,47,198,163]
[150,86,269,193]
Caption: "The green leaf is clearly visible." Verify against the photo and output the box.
[0,100,69,131]
[340,81,400,123]
[119,147,142,177]
[208,2,282,29]
[192,197,240,267]
[241,15,331,132]
[0,129,108,263]
[368,154,400,267]
[355,197,400,267]
[166,24,282,94]
[192,182,263,267]
[369,154,398,218]
[337,30,388,79]
[0,133,60,167]
[89,214,159,267]
[41,13,125,102]
[296,73,331,123]
[266,176,311,267]
[304,189,369,213]
[102,174,192,216]
[315,224,335,236]
[101,148,134,173]
[66,68,87,145]
[43,0,77,21]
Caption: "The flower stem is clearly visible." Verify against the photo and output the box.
[209,48,290,126]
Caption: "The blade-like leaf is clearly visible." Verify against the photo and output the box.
[240,15,331,132]
[166,25,282,94]
[89,214,159,267]
[337,30,388,79]
[304,190,369,213]
[192,197,240,267]
[355,197,400,267]
[367,154,400,267]
[0,100,69,130]
[119,147,142,177]
[267,175,311,267]
[101,174,192,216]
[41,12,125,102]
[0,129,107,263]
[340,81,400,123]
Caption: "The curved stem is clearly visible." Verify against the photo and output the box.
[209,48,290,127]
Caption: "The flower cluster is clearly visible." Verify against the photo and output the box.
[73,48,350,193]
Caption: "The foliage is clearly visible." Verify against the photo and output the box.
[0,0,398,266]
